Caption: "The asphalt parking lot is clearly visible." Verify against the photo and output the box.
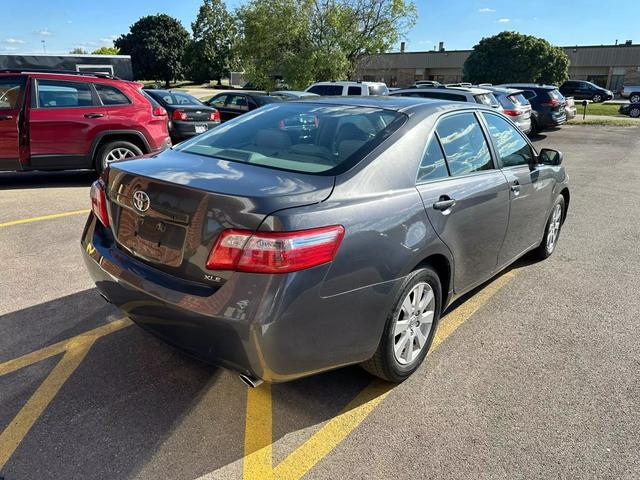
[1,125,639,480]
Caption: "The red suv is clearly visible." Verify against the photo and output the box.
[0,70,171,173]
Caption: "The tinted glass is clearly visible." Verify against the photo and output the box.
[226,95,249,111]
[475,93,500,107]
[405,91,467,101]
[307,85,343,96]
[436,113,493,176]
[522,90,536,100]
[548,89,565,101]
[255,96,281,106]
[417,136,449,182]
[347,86,362,95]
[483,113,533,167]
[209,94,227,108]
[95,84,130,105]
[179,103,404,174]
[368,84,389,95]
[37,80,93,108]
[0,77,25,109]
[150,91,200,106]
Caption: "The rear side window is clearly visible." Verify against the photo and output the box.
[522,90,536,100]
[37,80,94,108]
[226,94,249,111]
[209,94,227,108]
[179,103,404,174]
[408,92,467,101]
[482,113,533,168]
[436,113,493,176]
[95,84,130,105]
[0,76,25,109]
[475,93,500,107]
[417,136,449,183]
[347,86,362,95]
[368,84,389,95]
[307,85,343,96]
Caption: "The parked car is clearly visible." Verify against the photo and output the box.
[498,84,567,134]
[204,91,283,122]
[305,81,389,96]
[621,85,640,103]
[0,70,170,173]
[564,96,577,121]
[82,97,569,385]
[478,86,532,133]
[390,86,503,112]
[411,80,443,88]
[271,90,319,99]
[559,80,613,103]
[619,103,640,118]
[144,89,220,143]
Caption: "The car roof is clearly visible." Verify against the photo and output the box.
[284,95,494,115]
[391,87,490,95]
[308,81,385,87]
[0,70,137,85]
[478,86,524,95]
[498,83,558,90]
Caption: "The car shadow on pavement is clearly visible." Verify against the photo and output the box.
[0,170,96,190]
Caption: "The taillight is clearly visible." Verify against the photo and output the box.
[153,106,167,117]
[541,100,560,107]
[90,180,109,227]
[502,109,522,116]
[209,109,220,122]
[172,109,188,121]
[206,225,345,273]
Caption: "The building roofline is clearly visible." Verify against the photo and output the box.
[379,43,637,56]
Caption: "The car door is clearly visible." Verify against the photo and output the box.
[415,111,510,292]
[207,94,230,121]
[28,78,109,168]
[480,112,554,265]
[223,94,250,121]
[0,75,26,171]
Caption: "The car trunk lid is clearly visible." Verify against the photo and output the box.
[173,106,215,122]
[105,148,334,281]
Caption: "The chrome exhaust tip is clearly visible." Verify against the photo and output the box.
[239,373,263,388]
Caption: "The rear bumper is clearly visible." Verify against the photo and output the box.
[81,216,399,382]
[169,121,220,141]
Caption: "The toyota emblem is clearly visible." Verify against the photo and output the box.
[132,191,150,212]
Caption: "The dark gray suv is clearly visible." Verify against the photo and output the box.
[82,97,569,385]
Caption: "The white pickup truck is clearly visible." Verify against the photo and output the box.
[621,85,640,103]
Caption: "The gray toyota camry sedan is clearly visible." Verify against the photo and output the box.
[82,97,569,385]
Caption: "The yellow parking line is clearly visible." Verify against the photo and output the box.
[0,209,90,228]
[243,268,520,480]
[0,319,132,470]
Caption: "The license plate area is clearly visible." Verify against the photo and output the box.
[117,208,186,267]
[195,125,207,133]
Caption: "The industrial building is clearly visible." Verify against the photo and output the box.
[357,41,640,91]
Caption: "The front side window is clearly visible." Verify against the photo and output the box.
[482,113,533,167]
[0,77,25,109]
[435,113,493,176]
[178,103,404,174]
[95,84,130,105]
[37,80,94,108]
[417,135,449,183]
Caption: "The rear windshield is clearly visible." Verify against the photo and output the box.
[149,91,201,106]
[368,84,389,95]
[177,103,404,174]
[548,89,565,101]
[307,85,343,96]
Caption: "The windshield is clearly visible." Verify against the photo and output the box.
[177,103,404,174]
[150,91,202,106]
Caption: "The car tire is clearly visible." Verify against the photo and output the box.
[629,107,640,118]
[361,267,442,383]
[630,93,640,103]
[529,116,539,136]
[592,94,603,103]
[533,196,565,260]
[96,140,143,174]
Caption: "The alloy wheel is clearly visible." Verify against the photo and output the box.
[630,94,640,103]
[393,282,435,365]
[593,94,602,103]
[629,108,640,118]
[546,203,563,253]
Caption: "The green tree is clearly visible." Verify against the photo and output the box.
[463,31,569,85]
[188,0,238,84]
[92,46,120,55]
[115,14,190,86]
[237,0,416,90]
[69,47,88,54]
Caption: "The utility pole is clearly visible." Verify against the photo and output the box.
[41,40,46,53]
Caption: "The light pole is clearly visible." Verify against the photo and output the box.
[41,40,46,53]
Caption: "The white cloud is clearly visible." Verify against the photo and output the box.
[479,8,496,13]
[34,29,53,36]
[66,20,73,24]
[498,18,511,23]
[99,35,118,43]
[4,38,25,44]
[0,46,18,52]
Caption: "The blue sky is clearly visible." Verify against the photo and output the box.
[2,0,638,55]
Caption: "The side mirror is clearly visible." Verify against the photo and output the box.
[539,148,563,166]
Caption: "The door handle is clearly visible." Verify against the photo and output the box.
[84,113,104,118]
[433,196,456,211]
[510,181,521,193]
[0,114,13,120]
